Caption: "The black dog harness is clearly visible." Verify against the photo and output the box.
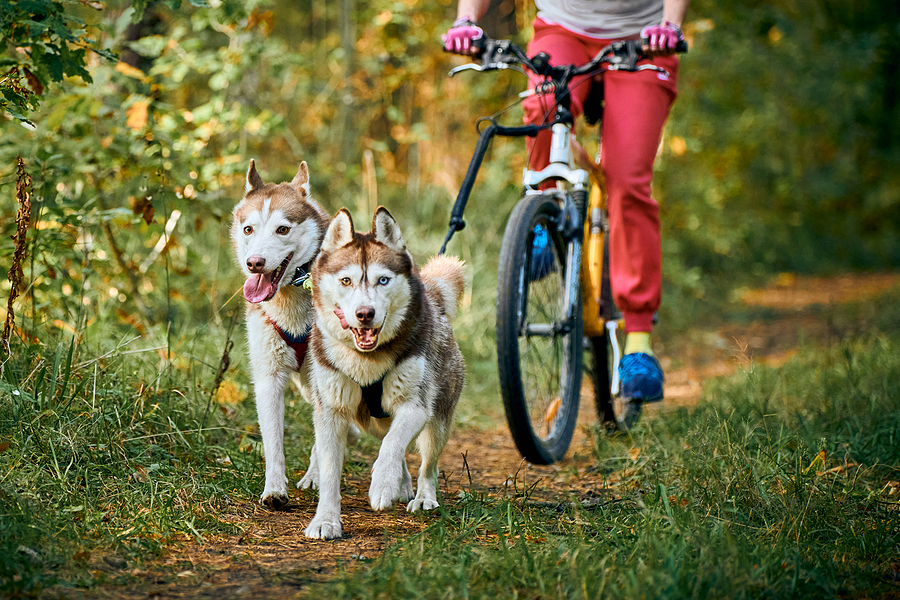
[361,378,389,419]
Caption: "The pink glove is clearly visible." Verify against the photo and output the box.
[640,21,684,55]
[442,16,483,55]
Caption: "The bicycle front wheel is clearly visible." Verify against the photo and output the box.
[496,194,584,465]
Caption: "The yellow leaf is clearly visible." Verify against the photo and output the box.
[803,450,826,476]
[115,61,148,81]
[126,101,149,130]
[629,447,641,461]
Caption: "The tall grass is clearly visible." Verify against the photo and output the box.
[0,313,296,593]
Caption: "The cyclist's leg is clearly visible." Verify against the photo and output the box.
[522,18,595,172]
[601,53,679,402]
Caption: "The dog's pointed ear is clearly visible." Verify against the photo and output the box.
[291,161,311,196]
[245,159,264,194]
[373,206,406,252]
[322,209,355,253]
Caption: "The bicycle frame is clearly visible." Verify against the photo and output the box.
[523,121,589,340]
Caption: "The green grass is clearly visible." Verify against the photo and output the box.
[3,286,900,598]
[0,320,276,594]
[310,298,900,599]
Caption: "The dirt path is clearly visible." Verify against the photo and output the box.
[60,272,900,600]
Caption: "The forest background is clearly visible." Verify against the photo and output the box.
[1,0,899,595]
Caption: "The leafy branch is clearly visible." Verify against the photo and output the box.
[0,0,117,123]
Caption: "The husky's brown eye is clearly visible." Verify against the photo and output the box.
[243,225,253,235]
[276,226,290,235]
[340,277,352,286]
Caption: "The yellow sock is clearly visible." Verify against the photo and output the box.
[624,332,653,356]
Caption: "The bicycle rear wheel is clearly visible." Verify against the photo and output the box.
[588,239,641,430]
[589,334,641,431]
[496,194,583,465]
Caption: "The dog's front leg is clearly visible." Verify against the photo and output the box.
[255,370,291,509]
[369,402,428,511]
[303,404,348,539]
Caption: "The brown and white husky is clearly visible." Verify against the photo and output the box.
[231,159,331,509]
[303,207,466,539]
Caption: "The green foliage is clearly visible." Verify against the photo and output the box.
[0,323,297,594]
[659,0,900,284]
[0,0,117,122]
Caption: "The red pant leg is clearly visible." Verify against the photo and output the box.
[602,55,678,333]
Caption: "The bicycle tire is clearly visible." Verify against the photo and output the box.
[588,237,641,430]
[588,335,641,431]
[497,194,584,464]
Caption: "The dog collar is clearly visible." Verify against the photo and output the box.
[289,260,314,290]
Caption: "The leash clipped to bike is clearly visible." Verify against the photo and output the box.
[438,120,544,256]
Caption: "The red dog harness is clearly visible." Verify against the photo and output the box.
[268,318,311,370]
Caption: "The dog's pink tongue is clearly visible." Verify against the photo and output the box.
[243,273,275,303]
[334,309,350,330]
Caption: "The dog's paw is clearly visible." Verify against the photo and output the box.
[304,514,342,539]
[297,468,319,490]
[369,459,402,511]
[406,496,440,512]
[400,471,414,503]
[260,491,290,510]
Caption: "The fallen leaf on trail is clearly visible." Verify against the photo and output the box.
[629,447,641,461]
[824,463,858,476]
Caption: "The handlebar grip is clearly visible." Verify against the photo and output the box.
[471,35,487,56]
[637,37,689,53]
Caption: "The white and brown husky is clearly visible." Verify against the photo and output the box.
[231,159,331,509]
[303,207,466,539]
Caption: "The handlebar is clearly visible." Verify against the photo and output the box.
[449,35,687,81]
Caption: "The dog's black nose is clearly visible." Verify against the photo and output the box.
[355,306,376,324]
[246,255,266,273]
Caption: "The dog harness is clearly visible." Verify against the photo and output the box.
[361,378,389,419]
[269,319,311,370]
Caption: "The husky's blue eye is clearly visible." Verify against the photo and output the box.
[378,276,390,285]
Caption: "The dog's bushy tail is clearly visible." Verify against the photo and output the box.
[421,255,466,320]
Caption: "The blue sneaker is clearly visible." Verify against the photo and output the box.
[529,225,556,281]
[618,353,665,403]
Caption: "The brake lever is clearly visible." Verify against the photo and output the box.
[449,63,484,77]
[449,62,512,77]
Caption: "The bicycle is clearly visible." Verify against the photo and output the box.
[439,35,687,465]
